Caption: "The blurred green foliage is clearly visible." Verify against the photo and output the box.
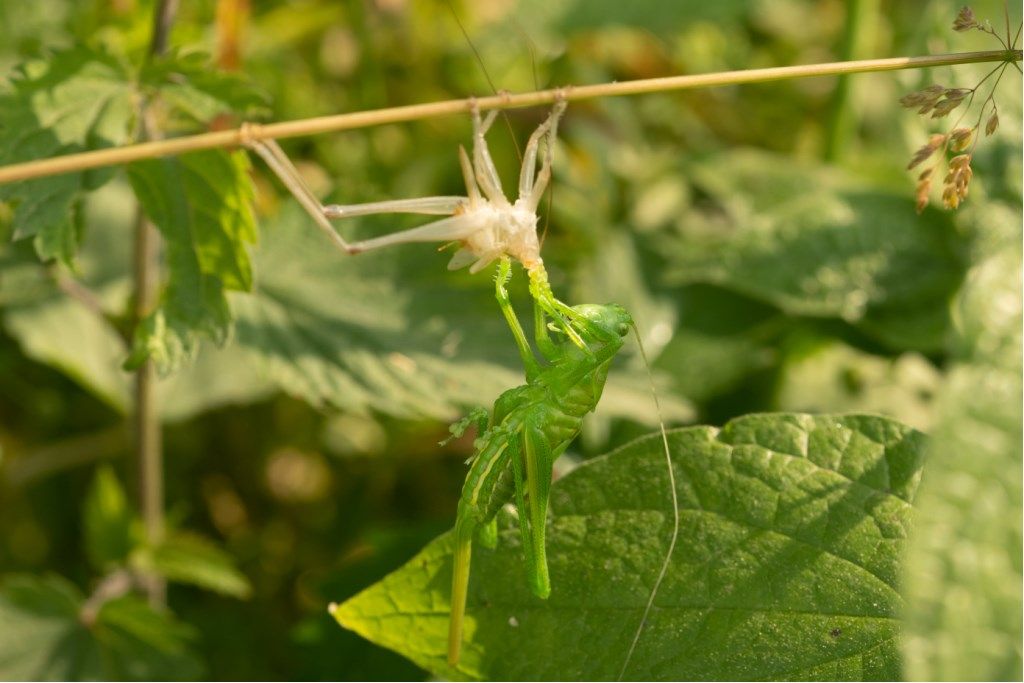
[0,0,1020,679]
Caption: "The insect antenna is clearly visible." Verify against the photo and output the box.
[618,323,680,681]
[445,0,523,163]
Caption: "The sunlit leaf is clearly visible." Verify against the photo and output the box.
[334,412,924,680]
[664,150,966,353]
[0,46,135,265]
[126,149,257,374]
[140,50,269,130]
[902,246,1023,680]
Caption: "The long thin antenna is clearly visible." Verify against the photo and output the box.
[618,325,680,681]
[445,0,523,162]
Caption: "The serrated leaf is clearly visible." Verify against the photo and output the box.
[140,531,251,599]
[0,46,135,265]
[0,574,202,680]
[664,150,966,352]
[93,596,203,680]
[902,247,1023,680]
[333,412,924,680]
[140,50,269,128]
[83,466,136,570]
[126,149,257,374]
[234,204,689,422]
[0,574,101,680]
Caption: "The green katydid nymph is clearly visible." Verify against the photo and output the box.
[445,256,636,665]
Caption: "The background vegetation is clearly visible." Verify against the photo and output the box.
[0,0,1019,679]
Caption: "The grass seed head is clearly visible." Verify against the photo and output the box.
[948,127,973,151]
[942,154,973,209]
[915,168,934,213]
[985,110,999,136]
[953,6,977,31]
[907,133,948,169]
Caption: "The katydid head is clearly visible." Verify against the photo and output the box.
[571,303,634,342]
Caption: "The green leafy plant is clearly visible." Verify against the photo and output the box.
[0,1,1020,681]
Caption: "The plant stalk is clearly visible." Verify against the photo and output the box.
[0,49,1017,185]
[132,0,179,609]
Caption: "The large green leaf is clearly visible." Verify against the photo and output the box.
[233,204,691,423]
[902,246,1023,680]
[126,149,257,374]
[663,150,966,353]
[333,412,924,680]
[0,46,135,265]
[0,574,202,680]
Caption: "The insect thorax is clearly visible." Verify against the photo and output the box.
[462,200,541,269]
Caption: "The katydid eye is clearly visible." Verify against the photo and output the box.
[617,323,630,336]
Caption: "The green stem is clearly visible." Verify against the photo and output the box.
[132,0,179,609]
[824,0,879,161]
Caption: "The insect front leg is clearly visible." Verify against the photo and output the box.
[495,257,541,380]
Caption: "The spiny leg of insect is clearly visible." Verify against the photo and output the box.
[245,137,483,253]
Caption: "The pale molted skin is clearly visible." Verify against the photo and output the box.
[246,100,566,275]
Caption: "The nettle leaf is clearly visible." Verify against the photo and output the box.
[334,412,925,681]
[902,247,1023,680]
[137,531,252,599]
[140,50,269,129]
[233,204,690,422]
[0,574,202,680]
[664,150,966,353]
[0,46,136,265]
[126,149,257,374]
[83,466,136,571]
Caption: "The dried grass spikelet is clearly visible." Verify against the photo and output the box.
[948,127,973,152]
[930,88,970,118]
[942,154,973,209]
[908,133,948,169]
[985,110,999,136]
[900,84,946,113]
[915,168,934,213]
[953,6,977,32]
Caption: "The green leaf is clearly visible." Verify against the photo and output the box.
[664,150,966,353]
[775,337,939,432]
[83,466,136,571]
[140,50,269,129]
[0,574,101,680]
[93,596,203,680]
[333,412,925,680]
[234,204,690,422]
[0,182,275,422]
[0,574,202,680]
[902,247,1023,680]
[126,149,257,374]
[139,531,252,599]
[0,46,136,265]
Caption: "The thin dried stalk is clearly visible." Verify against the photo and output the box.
[0,49,1018,185]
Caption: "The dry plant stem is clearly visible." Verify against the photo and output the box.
[132,0,178,609]
[0,50,1018,185]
